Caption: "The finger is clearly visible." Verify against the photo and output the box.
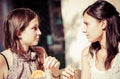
[43,53,46,68]
[47,57,57,68]
[43,53,45,63]
[49,57,57,67]
[64,68,74,76]
[45,56,58,68]
[61,76,68,79]
[54,61,60,67]
[44,56,52,68]
[67,65,75,73]
[62,71,71,77]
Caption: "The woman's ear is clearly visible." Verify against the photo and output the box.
[16,31,22,39]
[101,19,107,30]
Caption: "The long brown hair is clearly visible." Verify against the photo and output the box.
[83,1,120,69]
[3,8,39,55]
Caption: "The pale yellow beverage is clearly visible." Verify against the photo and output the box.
[31,70,45,79]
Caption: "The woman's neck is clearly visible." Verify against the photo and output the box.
[22,45,29,53]
[100,31,106,50]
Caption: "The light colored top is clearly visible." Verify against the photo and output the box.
[1,47,56,79]
[90,52,120,79]
[6,52,37,79]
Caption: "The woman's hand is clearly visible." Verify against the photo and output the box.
[44,56,60,78]
[61,65,76,79]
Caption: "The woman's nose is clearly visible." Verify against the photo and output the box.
[37,29,42,35]
[82,26,86,33]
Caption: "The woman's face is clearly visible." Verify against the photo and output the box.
[82,13,103,42]
[20,17,41,48]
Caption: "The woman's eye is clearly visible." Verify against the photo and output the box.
[32,26,38,30]
[84,21,88,25]
[85,23,88,26]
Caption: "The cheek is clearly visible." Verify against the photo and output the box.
[87,25,102,41]
[29,31,36,37]
[26,32,36,40]
[88,23,101,34]
[33,33,38,38]
[87,26,96,34]
[92,29,103,41]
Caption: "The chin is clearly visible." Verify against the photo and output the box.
[88,39,92,42]
[90,40,98,43]
[88,39,95,42]
[33,42,39,46]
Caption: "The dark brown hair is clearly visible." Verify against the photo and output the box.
[83,1,120,69]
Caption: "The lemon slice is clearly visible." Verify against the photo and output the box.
[31,70,45,78]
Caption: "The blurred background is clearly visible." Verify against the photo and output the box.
[0,0,120,70]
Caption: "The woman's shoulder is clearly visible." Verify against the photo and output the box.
[119,43,120,52]
[81,46,92,61]
[0,49,13,66]
[1,49,11,55]
[117,43,120,57]
[81,46,90,57]
[0,49,12,59]
[0,54,6,78]
[0,49,11,76]
[0,52,6,66]
[112,43,120,68]
[1,49,13,59]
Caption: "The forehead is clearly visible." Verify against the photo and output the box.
[28,17,39,27]
[83,13,98,23]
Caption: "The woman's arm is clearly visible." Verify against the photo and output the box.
[0,54,8,79]
[81,46,91,79]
